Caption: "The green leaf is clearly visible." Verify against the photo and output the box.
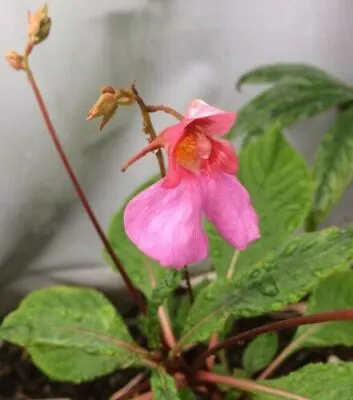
[179,388,196,399]
[179,227,353,347]
[0,286,144,382]
[295,271,353,348]
[228,81,353,139]
[169,279,211,338]
[151,369,180,399]
[147,270,181,348]
[236,63,343,90]
[306,107,353,230]
[208,127,312,278]
[105,175,169,298]
[243,333,278,375]
[254,362,353,399]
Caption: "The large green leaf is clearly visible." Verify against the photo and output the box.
[306,107,353,230]
[236,63,343,90]
[295,271,353,348]
[255,362,353,399]
[243,332,279,375]
[178,227,353,347]
[208,127,312,278]
[151,369,180,399]
[105,175,170,298]
[147,270,181,348]
[228,81,353,139]
[0,286,145,382]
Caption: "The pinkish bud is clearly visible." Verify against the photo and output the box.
[28,4,51,45]
[5,51,24,71]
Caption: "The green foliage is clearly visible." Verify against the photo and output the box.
[243,332,279,375]
[306,107,353,230]
[105,175,170,298]
[236,63,343,90]
[208,127,312,278]
[0,286,145,382]
[146,270,181,348]
[179,227,353,347]
[295,271,353,348]
[229,63,353,140]
[255,362,353,399]
[151,369,180,399]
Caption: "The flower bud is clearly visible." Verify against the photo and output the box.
[28,4,52,45]
[5,51,24,71]
[86,91,119,130]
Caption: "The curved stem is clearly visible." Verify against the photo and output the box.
[146,104,184,121]
[131,84,166,177]
[197,371,309,400]
[193,309,353,369]
[258,325,318,380]
[23,51,147,314]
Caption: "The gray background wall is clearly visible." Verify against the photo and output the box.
[1,0,353,312]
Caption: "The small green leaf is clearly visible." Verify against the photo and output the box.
[236,63,343,91]
[179,227,353,347]
[105,176,170,298]
[243,332,278,375]
[179,388,196,399]
[306,107,353,230]
[0,286,144,382]
[295,271,353,348]
[228,81,353,139]
[255,362,353,399]
[147,270,181,348]
[208,127,312,278]
[151,369,180,399]
[169,279,211,338]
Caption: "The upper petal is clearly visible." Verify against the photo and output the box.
[124,178,208,268]
[185,99,237,137]
[201,172,260,250]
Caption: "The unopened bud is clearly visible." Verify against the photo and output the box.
[28,4,51,45]
[5,51,24,71]
[87,91,119,130]
[116,88,136,106]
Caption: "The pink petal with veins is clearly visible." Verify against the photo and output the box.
[201,171,260,250]
[124,177,208,268]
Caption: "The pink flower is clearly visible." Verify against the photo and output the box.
[122,100,260,268]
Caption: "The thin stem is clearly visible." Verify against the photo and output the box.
[258,326,319,380]
[183,266,195,303]
[118,380,151,400]
[146,260,177,349]
[193,309,353,369]
[109,373,146,400]
[205,334,218,370]
[133,392,153,400]
[131,84,166,177]
[23,51,147,314]
[146,104,184,121]
[197,371,309,400]
[226,250,239,280]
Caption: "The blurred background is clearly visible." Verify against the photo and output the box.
[1,0,353,313]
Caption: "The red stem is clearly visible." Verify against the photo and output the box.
[197,371,308,400]
[24,62,147,314]
[193,309,353,369]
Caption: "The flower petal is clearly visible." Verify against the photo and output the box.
[201,172,260,250]
[124,178,208,268]
[202,138,238,175]
[185,99,237,137]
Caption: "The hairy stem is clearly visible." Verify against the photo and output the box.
[146,104,184,121]
[197,371,309,400]
[131,84,166,176]
[22,46,146,314]
[258,325,319,380]
[193,309,353,369]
